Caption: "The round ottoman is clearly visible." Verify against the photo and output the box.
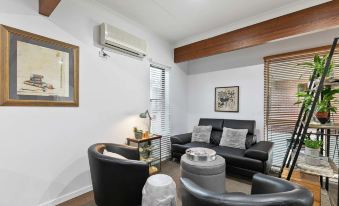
[180,154,226,193]
[142,174,176,206]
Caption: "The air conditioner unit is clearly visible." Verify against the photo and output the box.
[100,23,147,58]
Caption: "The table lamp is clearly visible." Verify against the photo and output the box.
[139,110,152,133]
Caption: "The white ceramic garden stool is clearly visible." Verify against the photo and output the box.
[142,174,176,206]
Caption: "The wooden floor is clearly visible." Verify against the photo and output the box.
[57,161,332,206]
[57,192,94,206]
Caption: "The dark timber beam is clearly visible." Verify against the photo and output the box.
[174,1,339,63]
[39,0,61,17]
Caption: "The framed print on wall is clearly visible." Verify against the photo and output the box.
[215,86,239,112]
[0,25,79,106]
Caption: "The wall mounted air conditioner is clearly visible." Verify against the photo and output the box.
[100,23,147,58]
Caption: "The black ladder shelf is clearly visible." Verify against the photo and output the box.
[279,37,339,182]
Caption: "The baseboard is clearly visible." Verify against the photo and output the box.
[38,185,93,206]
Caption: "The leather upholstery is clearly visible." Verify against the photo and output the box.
[171,133,192,145]
[181,154,226,193]
[199,118,224,145]
[88,143,149,206]
[245,141,274,161]
[213,146,264,172]
[245,134,257,149]
[223,119,256,134]
[172,142,216,154]
[170,118,274,177]
[181,173,313,206]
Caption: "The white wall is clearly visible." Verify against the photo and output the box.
[0,0,187,205]
[187,64,264,139]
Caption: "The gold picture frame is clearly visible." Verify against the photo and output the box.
[0,25,79,106]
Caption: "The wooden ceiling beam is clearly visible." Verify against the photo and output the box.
[174,1,339,63]
[39,0,61,17]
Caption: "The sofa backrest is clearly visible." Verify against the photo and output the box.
[199,118,223,145]
[223,119,256,135]
[199,118,256,145]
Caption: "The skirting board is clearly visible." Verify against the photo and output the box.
[38,185,93,206]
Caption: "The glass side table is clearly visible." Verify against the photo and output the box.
[127,134,162,175]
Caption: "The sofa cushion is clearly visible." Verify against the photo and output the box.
[219,127,248,149]
[199,118,223,145]
[103,149,127,159]
[213,146,264,172]
[171,142,216,154]
[191,126,212,143]
[223,119,256,148]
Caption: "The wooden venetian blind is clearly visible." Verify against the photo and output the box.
[264,45,339,167]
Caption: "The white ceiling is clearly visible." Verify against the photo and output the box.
[96,0,329,45]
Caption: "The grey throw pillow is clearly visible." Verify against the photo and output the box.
[191,126,212,143]
[219,127,248,149]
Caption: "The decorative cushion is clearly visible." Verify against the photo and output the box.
[191,126,212,143]
[103,149,127,159]
[219,127,248,149]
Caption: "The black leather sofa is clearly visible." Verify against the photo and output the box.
[171,118,274,177]
[88,143,149,206]
[180,173,313,206]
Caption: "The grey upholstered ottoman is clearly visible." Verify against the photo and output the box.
[180,154,226,193]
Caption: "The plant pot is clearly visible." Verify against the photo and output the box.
[305,147,320,157]
[134,132,143,139]
[315,112,329,124]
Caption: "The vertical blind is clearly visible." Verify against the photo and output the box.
[264,46,339,167]
[150,64,171,159]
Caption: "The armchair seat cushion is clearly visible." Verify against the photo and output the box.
[172,142,216,154]
[213,146,264,172]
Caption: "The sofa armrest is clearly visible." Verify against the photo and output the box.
[244,141,274,161]
[170,133,192,145]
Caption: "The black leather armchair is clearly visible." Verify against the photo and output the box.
[88,143,149,206]
[181,173,313,206]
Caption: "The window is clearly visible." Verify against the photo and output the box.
[150,64,171,159]
[264,46,339,167]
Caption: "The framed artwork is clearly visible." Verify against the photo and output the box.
[0,25,79,106]
[215,86,239,112]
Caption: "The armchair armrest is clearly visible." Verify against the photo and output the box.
[244,141,273,161]
[170,133,192,145]
[251,173,296,195]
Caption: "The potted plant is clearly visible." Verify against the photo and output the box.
[304,135,322,156]
[133,127,143,139]
[295,91,313,112]
[298,54,335,79]
[315,87,339,123]
[304,135,322,166]
[295,53,339,124]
